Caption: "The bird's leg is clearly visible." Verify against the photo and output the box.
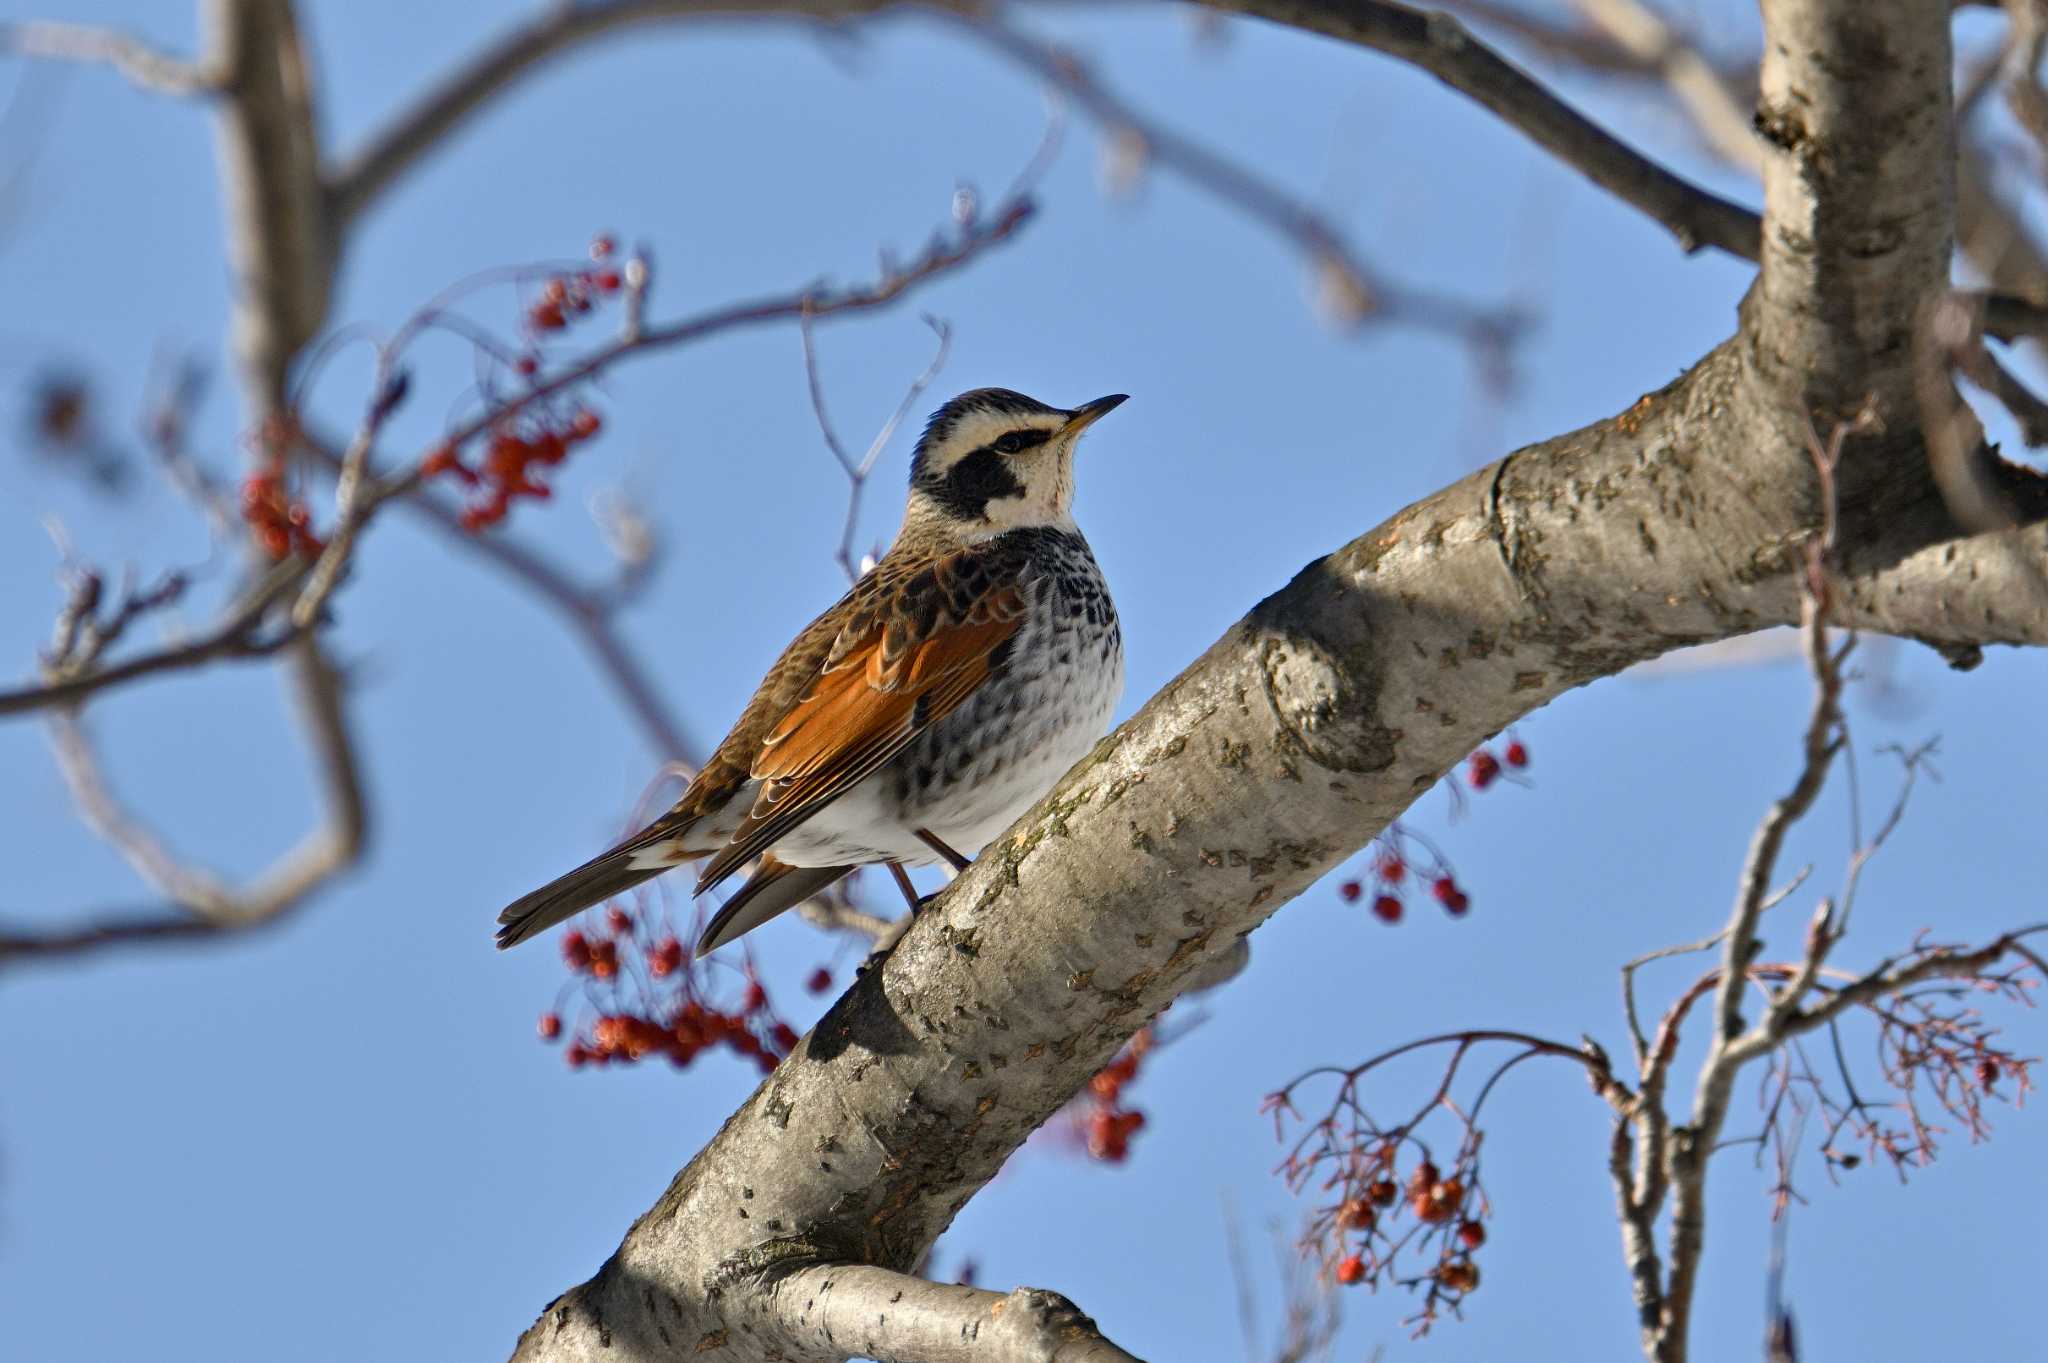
[857,862,929,978]
[914,828,972,873]
[886,860,922,911]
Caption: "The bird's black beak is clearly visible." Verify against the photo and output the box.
[1062,393,1129,435]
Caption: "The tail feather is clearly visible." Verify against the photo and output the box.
[496,834,694,950]
[694,858,853,958]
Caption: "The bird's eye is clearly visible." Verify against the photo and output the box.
[992,432,1028,455]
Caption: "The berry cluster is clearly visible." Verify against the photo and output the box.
[1464,736,1529,791]
[523,233,624,337]
[1336,828,1470,924]
[240,470,323,559]
[421,406,604,532]
[1313,1141,1488,1324]
[1079,1027,1154,1163]
[540,897,801,1076]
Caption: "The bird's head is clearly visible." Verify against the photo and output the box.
[903,388,1127,540]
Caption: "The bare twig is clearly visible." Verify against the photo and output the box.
[0,561,307,718]
[0,19,220,94]
[327,0,934,225]
[954,11,1526,358]
[802,310,953,581]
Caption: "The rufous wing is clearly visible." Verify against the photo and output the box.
[693,582,1026,894]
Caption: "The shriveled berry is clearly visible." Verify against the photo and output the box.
[537,1012,563,1041]
[1436,1260,1480,1293]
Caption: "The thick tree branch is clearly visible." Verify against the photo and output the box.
[207,0,330,406]
[755,1268,1145,1363]
[1746,0,1955,415]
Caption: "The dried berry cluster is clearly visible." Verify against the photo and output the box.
[423,406,604,532]
[523,234,624,337]
[418,233,626,531]
[540,901,800,1075]
[1292,1134,1489,1331]
[1079,1027,1154,1163]
[240,469,324,559]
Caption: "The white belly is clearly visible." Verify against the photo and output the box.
[768,610,1123,868]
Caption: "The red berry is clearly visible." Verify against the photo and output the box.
[590,234,616,259]
[1375,853,1405,884]
[1338,879,1362,903]
[531,300,566,331]
[568,409,602,440]
[593,268,623,292]
[1366,1179,1397,1206]
[1467,750,1501,789]
[649,938,684,978]
[605,906,632,935]
[1371,894,1402,924]
[1457,1220,1486,1249]
[515,354,538,377]
[1334,1253,1366,1286]
[1504,739,1528,768]
[537,1012,563,1041]
[805,967,834,994]
[1336,1198,1375,1231]
[742,980,767,1013]
[1432,877,1461,906]
[770,1023,800,1053]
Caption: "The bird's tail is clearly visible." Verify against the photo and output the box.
[495,827,697,950]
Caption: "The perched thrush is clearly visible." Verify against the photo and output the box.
[495,388,1127,957]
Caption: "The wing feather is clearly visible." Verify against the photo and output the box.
[693,580,1024,892]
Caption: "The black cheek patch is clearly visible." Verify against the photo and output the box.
[924,447,1026,520]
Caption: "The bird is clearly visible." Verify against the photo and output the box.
[495,387,1128,959]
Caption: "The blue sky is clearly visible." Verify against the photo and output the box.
[3,3,2044,1360]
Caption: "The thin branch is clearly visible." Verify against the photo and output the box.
[1569,0,1761,173]
[326,0,929,225]
[1193,0,1763,260]
[368,192,1037,516]
[301,432,697,761]
[0,19,220,94]
[952,11,1526,354]
[802,310,953,581]
[0,562,307,718]
[0,905,258,966]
